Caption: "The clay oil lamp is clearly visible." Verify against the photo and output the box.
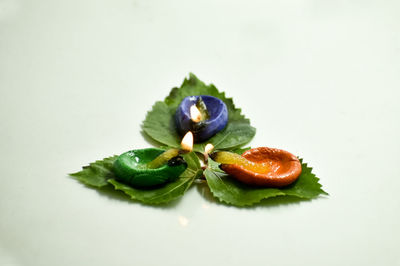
[113,132,194,188]
[210,147,302,187]
[175,96,228,142]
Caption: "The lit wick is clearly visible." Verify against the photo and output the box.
[203,143,214,163]
[147,131,194,169]
[190,105,202,123]
[180,131,194,152]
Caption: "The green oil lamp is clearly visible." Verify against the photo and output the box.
[113,132,193,188]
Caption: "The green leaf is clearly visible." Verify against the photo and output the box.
[109,152,202,204]
[142,73,256,152]
[142,102,181,148]
[70,152,202,205]
[194,122,256,152]
[69,156,118,187]
[232,146,251,155]
[204,158,328,206]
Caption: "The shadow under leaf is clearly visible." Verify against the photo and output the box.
[196,179,323,209]
[76,181,184,209]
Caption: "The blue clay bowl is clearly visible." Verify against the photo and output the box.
[175,95,228,142]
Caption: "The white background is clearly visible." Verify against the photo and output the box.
[1,0,399,265]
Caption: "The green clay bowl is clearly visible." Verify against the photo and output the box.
[113,148,187,188]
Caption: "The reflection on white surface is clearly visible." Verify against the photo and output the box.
[178,216,189,227]
[201,203,210,209]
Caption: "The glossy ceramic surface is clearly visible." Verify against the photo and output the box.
[175,95,228,142]
[113,148,187,187]
[220,147,302,187]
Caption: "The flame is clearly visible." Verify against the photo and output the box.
[181,131,193,152]
[190,105,202,123]
[204,143,214,154]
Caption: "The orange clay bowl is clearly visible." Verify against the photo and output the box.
[220,147,302,187]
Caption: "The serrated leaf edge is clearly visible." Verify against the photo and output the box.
[69,155,118,188]
[108,169,202,205]
[204,158,328,207]
[165,73,251,124]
